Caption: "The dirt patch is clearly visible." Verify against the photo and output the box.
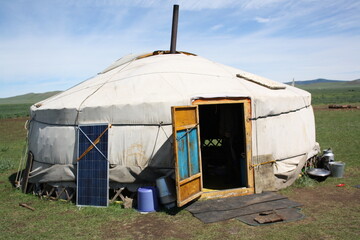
[0,117,29,123]
[287,185,360,218]
[289,185,359,204]
[101,214,193,240]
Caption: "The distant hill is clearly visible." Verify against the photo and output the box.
[0,91,61,105]
[347,79,360,84]
[285,78,346,85]
[288,79,360,90]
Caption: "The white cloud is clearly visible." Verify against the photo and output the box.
[242,0,287,10]
[254,17,270,23]
[210,24,224,31]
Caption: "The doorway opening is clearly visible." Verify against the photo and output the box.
[198,103,248,190]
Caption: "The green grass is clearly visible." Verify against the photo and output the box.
[0,86,359,239]
[297,81,360,105]
[0,104,32,119]
[291,175,317,188]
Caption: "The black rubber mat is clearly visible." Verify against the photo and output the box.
[186,192,302,223]
[237,208,305,226]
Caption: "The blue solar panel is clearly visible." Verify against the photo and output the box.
[77,125,109,207]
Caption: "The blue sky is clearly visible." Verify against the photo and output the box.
[1,0,359,98]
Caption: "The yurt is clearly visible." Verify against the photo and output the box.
[24,50,319,207]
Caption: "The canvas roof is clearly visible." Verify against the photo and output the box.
[31,52,310,125]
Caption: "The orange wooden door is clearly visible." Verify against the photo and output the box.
[171,106,203,207]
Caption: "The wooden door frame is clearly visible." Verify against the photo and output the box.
[192,98,254,199]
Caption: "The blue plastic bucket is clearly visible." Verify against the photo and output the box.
[137,187,158,212]
[156,176,176,209]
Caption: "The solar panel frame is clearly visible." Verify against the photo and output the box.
[76,124,109,207]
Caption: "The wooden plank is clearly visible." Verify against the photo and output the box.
[254,211,284,224]
[64,189,74,202]
[175,124,197,131]
[196,108,203,193]
[110,188,125,203]
[172,107,181,199]
[236,73,286,90]
[55,187,65,200]
[193,98,249,105]
[244,100,254,189]
[178,173,202,185]
[179,177,202,203]
[173,107,197,128]
[46,187,55,198]
[201,187,255,200]
[19,203,35,211]
[21,152,34,193]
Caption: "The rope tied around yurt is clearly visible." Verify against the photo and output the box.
[249,105,310,121]
[77,124,112,161]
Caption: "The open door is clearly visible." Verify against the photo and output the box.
[193,98,254,199]
[172,106,202,207]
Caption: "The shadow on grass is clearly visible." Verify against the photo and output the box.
[8,171,20,188]
[158,199,196,216]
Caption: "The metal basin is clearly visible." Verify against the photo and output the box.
[307,168,331,181]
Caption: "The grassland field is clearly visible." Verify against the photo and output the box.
[300,82,360,105]
[0,83,359,239]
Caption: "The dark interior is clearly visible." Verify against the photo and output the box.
[199,103,248,190]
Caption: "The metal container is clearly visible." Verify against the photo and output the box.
[307,168,331,181]
[307,168,331,177]
[320,148,335,170]
[323,149,335,161]
[329,161,345,178]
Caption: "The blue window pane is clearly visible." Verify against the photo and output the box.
[177,130,189,180]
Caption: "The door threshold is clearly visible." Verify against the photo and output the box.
[201,187,254,200]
